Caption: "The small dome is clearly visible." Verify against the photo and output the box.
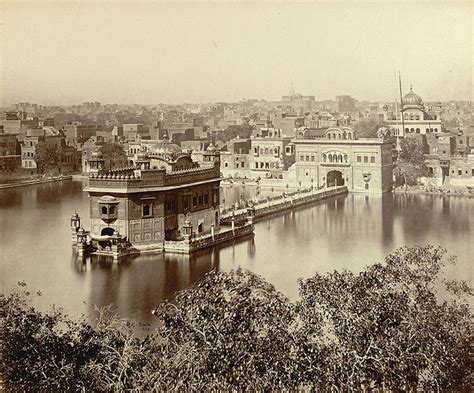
[403,85,423,106]
[206,143,216,152]
[150,134,182,156]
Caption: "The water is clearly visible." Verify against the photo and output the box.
[1,180,472,328]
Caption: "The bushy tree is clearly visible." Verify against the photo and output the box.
[1,247,471,391]
[35,142,62,173]
[217,124,253,142]
[153,268,299,390]
[297,245,472,391]
[353,118,387,138]
[394,137,430,186]
[100,143,127,169]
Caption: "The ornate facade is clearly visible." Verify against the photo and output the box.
[82,137,222,254]
[387,85,443,137]
[292,127,393,193]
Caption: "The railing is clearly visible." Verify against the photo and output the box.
[220,186,347,224]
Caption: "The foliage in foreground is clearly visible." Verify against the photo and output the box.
[1,246,472,391]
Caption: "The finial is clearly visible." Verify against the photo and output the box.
[410,83,413,91]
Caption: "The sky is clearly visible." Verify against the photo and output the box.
[0,1,472,106]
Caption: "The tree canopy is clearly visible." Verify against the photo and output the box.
[352,118,387,138]
[34,142,62,173]
[1,246,471,391]
[100,142,128,169]
[395,137,429,186]
[216,124,254,143]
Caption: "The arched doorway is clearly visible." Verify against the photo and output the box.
[99,227,114,249]
[327,170,344,187]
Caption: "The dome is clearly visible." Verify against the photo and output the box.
[150,134,182,156]
[206,143,216,152]
[403,85,423,106]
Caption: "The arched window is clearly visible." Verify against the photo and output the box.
[435,128,438,132]
[426,128,430,133]
[328,155,333,162]
[322,154,327,162]
[344,154,348,162]
[410,128,415,133]
[416,128,420,133]
[338,154,342,162]
[327,134,331,140]
[405,128,409,133]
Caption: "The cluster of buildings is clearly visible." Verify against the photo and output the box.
[1,86,472,188]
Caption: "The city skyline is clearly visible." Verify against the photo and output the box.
[1,2,472,106]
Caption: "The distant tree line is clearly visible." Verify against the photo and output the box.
[1,246,471,391]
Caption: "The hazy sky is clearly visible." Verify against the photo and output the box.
[1,1,472,106]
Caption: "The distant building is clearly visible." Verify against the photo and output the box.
[281,93,315,114]
[250,127,295,179]
[220,137,252,178]
[65,123,102,147]
[123,123,150,140]
[0,125,21,172]
[291,127,393,193]
[336,95,357,113]
[387,85,443,137]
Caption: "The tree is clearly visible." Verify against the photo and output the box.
[1,247,471,391]
[352,118,387,138]
[100,142,127,169]
[395,137,429,186]
[35,142,62,173]
[217,124,254,143]
[153,268,299,390]
[297,245,472,391]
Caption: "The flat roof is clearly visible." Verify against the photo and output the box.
[291,138,392,145]
[85,177,221,194]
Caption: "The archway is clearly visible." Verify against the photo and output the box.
[99,227,114,249]
[327,170,344,187]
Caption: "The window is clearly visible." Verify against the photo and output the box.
[255,163,258,169]
[306,155,310,161]
[434,128,438,132]
[364,156,368,163]
[311,155,315,162]
[224,162,229,168]
[142,203,152,217]
[109,206,115,215]
[365,183,369,190]
[300,155,304,161]
[357,156,361,163]
[198,195,203,205]
[416,128,420,133]
[472,169,474,176]
[370,156,375,163]
[204,194,209,204]
[458,169,462,176]
[101,206,108,215]
[193,196,197,206]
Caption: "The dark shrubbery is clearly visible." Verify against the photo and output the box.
[1,246,471,391]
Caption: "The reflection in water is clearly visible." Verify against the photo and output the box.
[1,180,472,326]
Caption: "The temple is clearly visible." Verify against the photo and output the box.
[70,135,254,259]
